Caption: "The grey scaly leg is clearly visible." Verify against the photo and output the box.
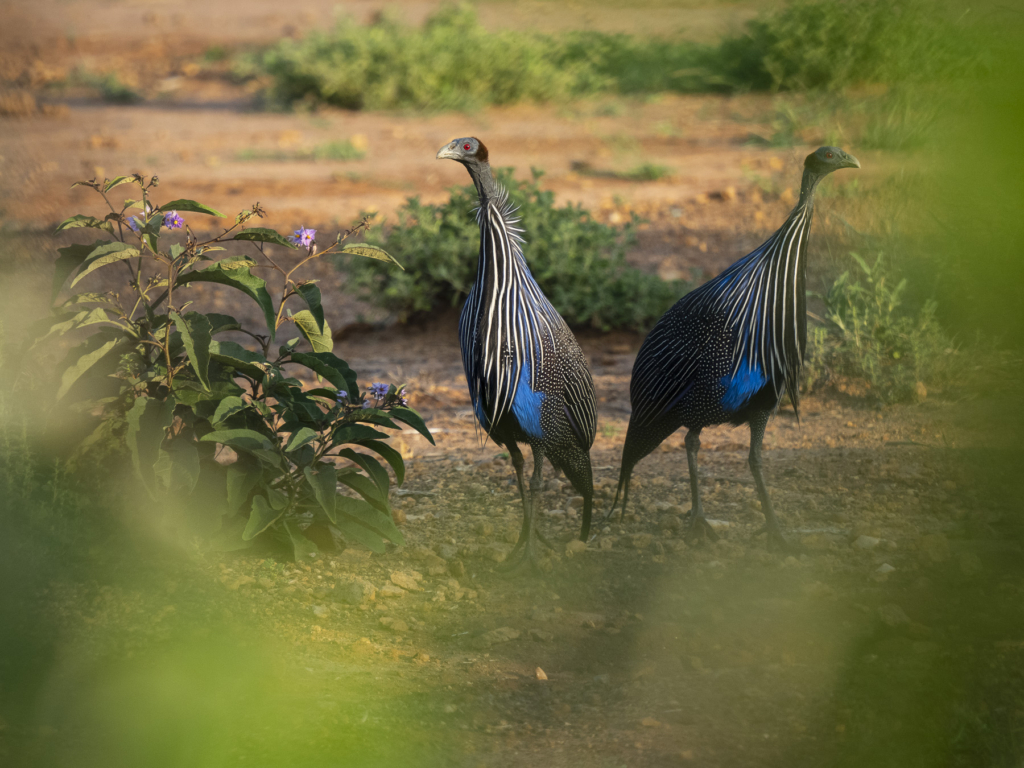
[748,410,790,551]
[684,428,718,542]
[503,443,532,564]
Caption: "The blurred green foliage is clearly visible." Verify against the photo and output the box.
[345,169,685,331]
[244,1,980,110]
[804,252,954,403]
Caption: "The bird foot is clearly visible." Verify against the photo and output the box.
[497,533,550,575]
[683,512,719,545]
[752,525,800,554]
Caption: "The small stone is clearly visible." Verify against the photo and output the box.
[475,627,521,648]
[543,508,566,518]
[379,616,409,632]
[312,604,330,617]
[483,543,511,563]
[529,628,554,642]
[914,381,928,401]
[659,515,682,532]
[334,577,376,605]
[379,584,407,599]
[535,667,548,681]
[853,535,881,550]
[474,521,495,537]
[413,652,430,663]
[443,704,458,714]
[641,716,660,728]
[435,543,459,561]
[567,496,585,510]
[256,576,275,591]
[629,533,653,550]
[565,539,587,556]
[705,519,731,530]
[878,603,911,628]
[390,571,424,591]
[876,563,896,574]
[598,537,614,550]
[448,559,466,578]
[466,483,489,496]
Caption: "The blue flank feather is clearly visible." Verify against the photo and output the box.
[510,360,546,439]
[721,360,768,412]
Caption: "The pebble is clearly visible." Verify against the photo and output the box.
[628,533,653,550]
[876,563,896,574]
[312,605,330,617]
[435,543,459,561]
[474,521,495,536]
[379,616,409,633]
[529,629,554,642]
[535,667,548,681]
[448,560,467,578]
[379,584,408,599]
[641,717,661,728]
[705,519,732,530]
[598,538,614,551]
[567,496,585,510]
[389,570,424,591]
[483,543,511,563]
[475,627,521,648]
[334,577,376,605]
[565,540,587,557]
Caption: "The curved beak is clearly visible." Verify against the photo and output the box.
[844,152,861,169]
[436,143,458,161]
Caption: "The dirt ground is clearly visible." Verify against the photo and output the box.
[2,2,1023,767]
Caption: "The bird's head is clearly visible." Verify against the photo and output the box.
[436,137,489,166]
[805,146,860,175]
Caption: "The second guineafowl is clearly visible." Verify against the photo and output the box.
[436,137,598,568]
[611,146,860,549]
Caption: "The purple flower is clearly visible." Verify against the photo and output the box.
[362,399,372,409]
[289,226,316,249]
[335,389,348,403]
[163,210,184,230]
[369,382,389,400]
[127,216,142,233]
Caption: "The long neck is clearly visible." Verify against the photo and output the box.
[466,160,500,203]
[798,167,824,209]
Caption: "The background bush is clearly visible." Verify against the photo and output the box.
[245,1,980,110]
[345,169,684,331]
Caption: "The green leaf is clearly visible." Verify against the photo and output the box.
[292,310,333,353]
[303,463,337,522]
[125,395,175,492]
[362,440,405,486]
[333,513,386,553]
[291,352,356,392]
[233,227,297,249]
[158,199,226,218]
[226,460,261,512]
[34,307,121,346]
[212,395,248,424]
[337,471,388,511]
[389,406,436,445]
[154,441,200,495]
[178,259,276,339]
[283,519,319,561]
[331,424,390,446]
[201,428,276,454]
[171,311,213,390]
[208,340,268,380]
[103,175,137,193]
[56,337,118,400]
[54,215,114,235]
[59,292,121,311]
[53,240,108,301]
[352,409,401,431]
[338,449,389,497]
[243,494,284,540]
[69,241,139,288]
[206,313,242,335]
[285,427,317,452]
[337,495,405,546]
[340,243,404,270]
[293,283,325,334]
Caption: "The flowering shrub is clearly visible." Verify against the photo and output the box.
[42,173,426,558]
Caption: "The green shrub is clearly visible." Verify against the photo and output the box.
[804,252,954,403]
[245,1,979,110]
[345,169,684,331]
[716,0,980,92]
[39,175,429,558]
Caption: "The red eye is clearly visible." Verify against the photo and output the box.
[463,143,472,151]
[826,151,833,158]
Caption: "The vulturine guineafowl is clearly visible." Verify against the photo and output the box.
[610,147,860,550]
[436,137,598,569]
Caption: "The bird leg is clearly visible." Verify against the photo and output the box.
[500,445,547,572]
[748,411,792,552]
[683,428,719,543]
